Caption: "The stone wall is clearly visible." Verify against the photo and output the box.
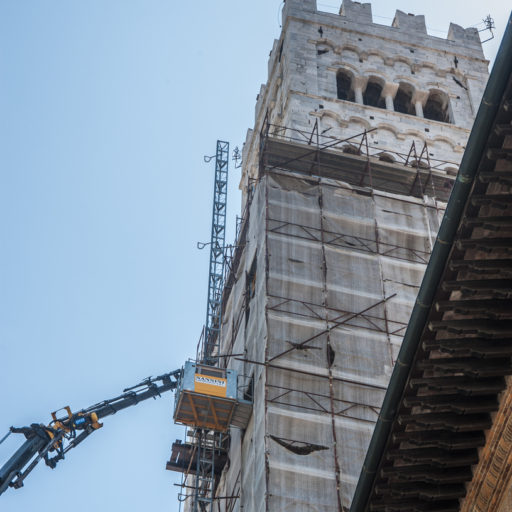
[240,0,489,207]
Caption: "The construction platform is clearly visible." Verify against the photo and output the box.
[166,435,228,476]
[173,362,252,432]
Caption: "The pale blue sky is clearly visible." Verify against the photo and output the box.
[0,1,509,511]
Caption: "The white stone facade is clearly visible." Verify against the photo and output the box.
[241,0,488,204]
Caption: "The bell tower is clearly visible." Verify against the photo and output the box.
[207,1,489,511]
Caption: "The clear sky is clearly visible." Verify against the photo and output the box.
[0,1,509,511]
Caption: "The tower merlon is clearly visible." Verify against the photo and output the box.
[281,0,486,56]
[339,0,373,25]
[448,22,482,47]
[392,9,427,34]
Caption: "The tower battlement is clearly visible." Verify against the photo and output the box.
[283,0,482,49]
[241,0,489,201]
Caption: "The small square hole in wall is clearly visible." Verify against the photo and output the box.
[410,49,415,53]
[358,38,362,41]
[319,104,324,109]
[359,58,363,63]
[457,95,461,99]
[425,128,430,132]
[369,116,374,120]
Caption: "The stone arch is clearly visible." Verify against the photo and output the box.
[340,44,362,63]
[315,38,336,55]
[417,62,440,77]
[366,49,387,65]
[403,129,426,142]
[394,75,421,89]
[339,43,361,55]
[376,123,401,138]
[374,124,401,147]
[363,75,386,109]
[392,56,413,75]
[394,82,416,115]
[331,61,359,74]
[336,69,356,102]
[317,110,349,129]
[348,116,371,130]
[424,89,452,123]
[432,135,457,151]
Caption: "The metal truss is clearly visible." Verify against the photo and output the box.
[203,141,229,364]
[192,430,222,512]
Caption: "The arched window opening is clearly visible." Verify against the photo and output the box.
[363,79,385,108]
[394,83,414,115]
[424,91,451,123]
[336,70,355,102]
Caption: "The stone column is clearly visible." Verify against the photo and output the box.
[353,76,368,105]
[382,83,399,111]
[414,100,424,117]
[413,90,429,117]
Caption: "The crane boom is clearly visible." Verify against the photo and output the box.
[0,369,182,496]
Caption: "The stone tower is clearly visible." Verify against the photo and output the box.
[209,1,489,511]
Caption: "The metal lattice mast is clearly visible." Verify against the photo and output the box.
[192,430,222,512]
[203,140,229,364]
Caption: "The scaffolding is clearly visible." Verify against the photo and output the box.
[210,120,459,511]
[259,116,458,202]
[173,120,461,511]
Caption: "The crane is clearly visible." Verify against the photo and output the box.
[0,368,182,496]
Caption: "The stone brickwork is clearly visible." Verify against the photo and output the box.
[241,0,488,204]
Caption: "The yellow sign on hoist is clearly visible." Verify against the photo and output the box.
[193,374,227,397]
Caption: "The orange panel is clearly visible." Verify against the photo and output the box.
[193,373,227,397]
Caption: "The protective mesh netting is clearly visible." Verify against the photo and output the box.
[212,171,444,512]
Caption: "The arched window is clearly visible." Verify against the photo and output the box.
[336,70,355,102]
[363,78,385,108]
[424,90,451,123]
[394,83,415,115]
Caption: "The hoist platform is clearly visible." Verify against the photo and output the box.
[173,362,252,432]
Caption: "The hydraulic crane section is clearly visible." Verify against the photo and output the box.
[203,140,229,364]
[0,370,181,496]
